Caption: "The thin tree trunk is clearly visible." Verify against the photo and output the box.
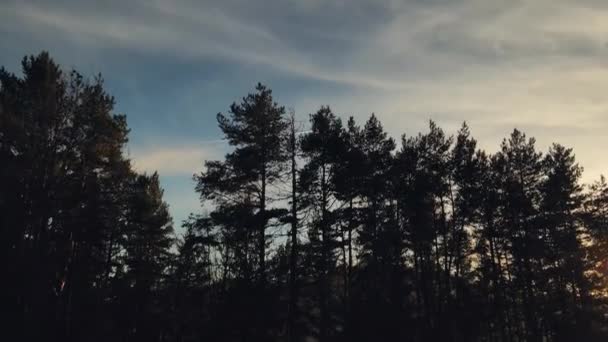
[288,114,298,342]
[320,164,329,342]
[259,166,266,286]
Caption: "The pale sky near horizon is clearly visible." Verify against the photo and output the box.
[2,0,608,231]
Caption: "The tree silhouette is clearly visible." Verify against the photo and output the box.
[299,106,344,341]
[2,52,608,342]
[194,82,289,340]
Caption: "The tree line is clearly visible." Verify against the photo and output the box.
[2,52,608,341]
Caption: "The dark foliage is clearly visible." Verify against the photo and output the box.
[2,52,608,341]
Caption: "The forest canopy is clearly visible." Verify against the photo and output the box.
[2,52,608,342]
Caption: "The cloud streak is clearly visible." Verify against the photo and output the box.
[129,142,224,176]
[4,0,608,225]
[5,0,608,90]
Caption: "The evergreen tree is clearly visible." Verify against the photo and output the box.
[394,121,452,341]
[287,111,301,342]
[120,172,174,342]
[332,116,365,339]
[538,144,588,340]
[351,114,398,341]
[194,83,289,340]
[493,130,545,341]
[0,52,134,341]
[299,106,344,341]
[167,214,217,340]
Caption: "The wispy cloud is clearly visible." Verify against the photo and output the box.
[5,0,608,91]
[0,0,416,89]
[129,142,224,176]
[5,0,608,224]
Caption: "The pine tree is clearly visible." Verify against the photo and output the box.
[0,52,133,341]
[169,214,217,340]
[350,114,398,341]
[332,116,365,338]
[299,106,345,341]
[446,123,483,340]
[287,111,300,342]
[394,121,452,340]
[194,83,289,339]
[120,173,174,342]
[493,129,544,341]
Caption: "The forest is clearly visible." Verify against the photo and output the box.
[2,52,608,342]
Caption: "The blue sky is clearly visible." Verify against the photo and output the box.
[3,0,608,231]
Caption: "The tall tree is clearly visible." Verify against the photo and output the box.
[120,172,174,342]
[195,83,289,339]
[493,130,544,341]
[539,144,588,340]
[351,114,398,341]
[0,52,134,341]
[299,106,344,341]
[395,121,452,341]
[333,116,365,338]
[287,110,300,342]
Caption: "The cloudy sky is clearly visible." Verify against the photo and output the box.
[3,0,608,230]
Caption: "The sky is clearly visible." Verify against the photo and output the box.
[3,0,608,231]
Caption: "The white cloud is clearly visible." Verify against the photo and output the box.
[5,0,608,217]
[5,0,608,90]
[129,142,224,176]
